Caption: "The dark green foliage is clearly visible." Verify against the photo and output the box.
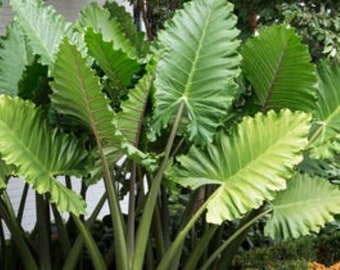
[233,231,340,269]
[18,57,51,107]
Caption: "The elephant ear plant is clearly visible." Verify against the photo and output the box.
[0,0,339,269]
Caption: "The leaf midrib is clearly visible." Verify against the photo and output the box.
[71,48,105,144]
[274,197,332,210]
[182,3,213,100]
[262,40,289,111]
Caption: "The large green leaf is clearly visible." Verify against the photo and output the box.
[309,61,340,159]
[10,0,69,66]
[104,1,148,57]
[0,95,87,214]
[77,3,137,59]
[50,37,124,184]
[242,25,317,112]
[0,23,32,96]
[169,110,311,224]
[152,0,241,145]
[265,173,340,240]
[85,28,140,92]
[51,37,118,145]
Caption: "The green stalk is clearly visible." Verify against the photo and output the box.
[217,208,267,269]
[72,215,107,270]
[63,192,107,270]
[127,162,137,265]
[160,185,171,249]
[104,241,115,266]
[0,197,38,270]
[17,183,29,223]
[97,141,128,270]
[132,102,185,270]
[153,200,166,259]
[183,225,218,270]
[156,198,209,270]
[2,191,16,220]
[145,237,155,270]
[177,188,206,231]
[36,194,52,270]
[200,208,272,270]
[0,218,6,267]
[51,204,71,258]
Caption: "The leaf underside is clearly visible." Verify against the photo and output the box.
[170,109,311,224]
[51,38,123,184]
[51,37,118,145]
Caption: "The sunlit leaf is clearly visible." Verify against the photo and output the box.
[169,110,311,224]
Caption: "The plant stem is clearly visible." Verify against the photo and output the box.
[51,203,71,258]
[36,194,52,270]
[200,208,272,270]
[0,197,38,270]
[2,191,16,220]
[153,199,166,259]
[156,198,209,270]
[17,183,29,223]
[63,192,107,270]
[72,215,107,270]
[127,162,137,265]
[160,185,171,248]
[132,102,185,270]
[97,142,129,270]
[183,225,218,270]
[0,218,6,267]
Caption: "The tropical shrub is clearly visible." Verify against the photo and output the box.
[0,0,339,269]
